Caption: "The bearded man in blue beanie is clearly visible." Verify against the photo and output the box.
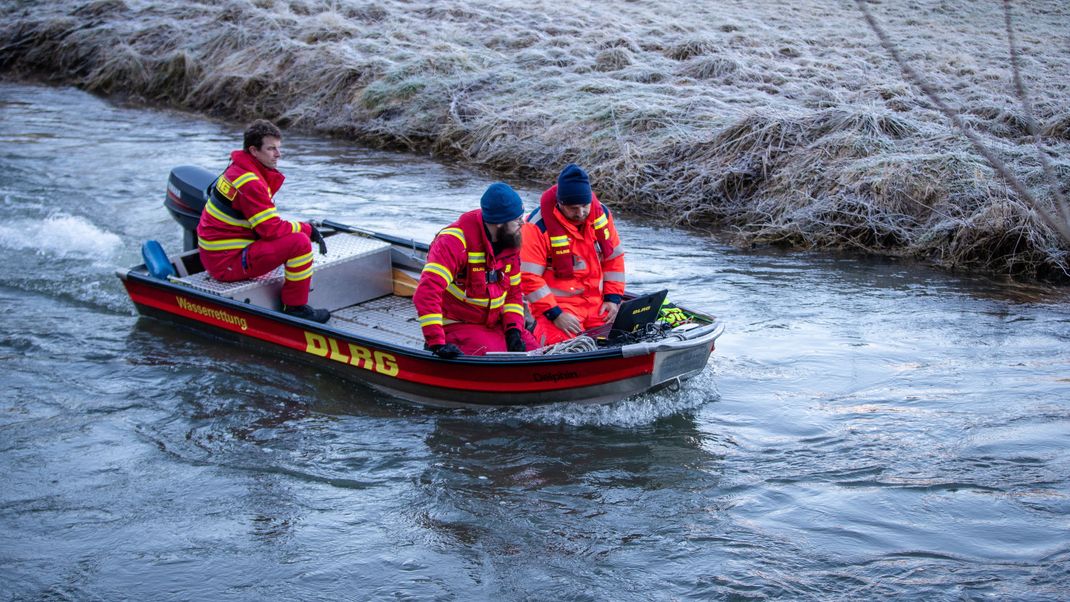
[519,164,627,345]
[414,182,539,358]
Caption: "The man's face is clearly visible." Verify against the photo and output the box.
[249,136,282,170]
[488,218,523,249]
[556,202,590,225]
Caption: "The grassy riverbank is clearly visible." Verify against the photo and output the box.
[2,0,1068,278]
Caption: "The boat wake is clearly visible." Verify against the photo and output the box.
[0,214,122,262]
[488,367,720,427]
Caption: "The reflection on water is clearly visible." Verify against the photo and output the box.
[414,413,728,596]
[1,81,1069,600]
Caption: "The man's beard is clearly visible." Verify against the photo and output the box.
[496,229,522,250]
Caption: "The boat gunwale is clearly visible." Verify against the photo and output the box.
[118,264,657,365]
[119,262,722,367]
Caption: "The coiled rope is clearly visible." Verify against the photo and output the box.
[528,335,598,355]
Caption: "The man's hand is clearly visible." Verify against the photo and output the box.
[505,328,526,352]
[599,301,621,324]
[309,224,328,255]
[427,343,463,359]
[552,311,583,335]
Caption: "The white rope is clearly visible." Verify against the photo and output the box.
[527,321,702,355]
[528,335,598,355]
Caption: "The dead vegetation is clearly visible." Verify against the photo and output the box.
[1,0,1068,279]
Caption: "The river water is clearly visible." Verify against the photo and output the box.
[1,80,1068,600]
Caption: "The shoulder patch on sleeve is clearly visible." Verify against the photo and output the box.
[216,178,238,201]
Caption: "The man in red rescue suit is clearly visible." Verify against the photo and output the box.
[520,163,626,346]
[196,119,330,323]
[414,183,539,358]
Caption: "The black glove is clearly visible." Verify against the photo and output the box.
[309,224,328,255]
[427,343,462,359]
[505,328,526,352]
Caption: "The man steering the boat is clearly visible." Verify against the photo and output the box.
[520,163,626,345]
[414,183,538,358]
[196,119,331,323]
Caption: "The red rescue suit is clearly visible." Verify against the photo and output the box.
[196,150,314,307]
[520,185,626,345]
[413,210,533,355]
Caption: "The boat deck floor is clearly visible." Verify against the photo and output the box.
[331,294,425,349]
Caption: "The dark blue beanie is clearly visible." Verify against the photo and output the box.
[556,163,592,205]
[480,182,524,224]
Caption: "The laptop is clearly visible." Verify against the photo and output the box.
[585,289,669,342]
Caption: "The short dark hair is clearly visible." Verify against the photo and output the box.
[243,119,281,151]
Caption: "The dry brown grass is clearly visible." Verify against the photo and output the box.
[1,0,1068,279]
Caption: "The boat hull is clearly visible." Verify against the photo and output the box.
[119,269,722,408]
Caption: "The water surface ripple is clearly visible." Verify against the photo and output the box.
[1,82,1068,600]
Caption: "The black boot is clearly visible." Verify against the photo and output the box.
[283,304,331,323]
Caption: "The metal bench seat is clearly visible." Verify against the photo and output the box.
[330,295,425,348]
[176,233,394,311]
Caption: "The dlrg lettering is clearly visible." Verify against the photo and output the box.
[303,332,399,376]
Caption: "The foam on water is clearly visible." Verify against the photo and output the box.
[493,368,720,428]
[0,214,122,260]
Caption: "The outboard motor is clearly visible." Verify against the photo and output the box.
[164,165,215,252]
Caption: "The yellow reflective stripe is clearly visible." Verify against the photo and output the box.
[418,313,444,327]
[444,283,506,309]
[198,237,253,251]
[467,252,486,263]
[503,303,524,315]
[205,200,251,228]
[422,262,453,284]
[439,279,510,308]
[286,252,313,267]
[509,274,521,286]
[445,282,478,304]
[550,235,569,247]
[232,172,259,188]
[440,228,466,248]
[285,266,313,281]
[592,214,608,229]
[248,207,279,227]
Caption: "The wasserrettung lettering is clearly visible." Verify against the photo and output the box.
[176,296,249,331]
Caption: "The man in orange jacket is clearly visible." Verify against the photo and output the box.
[196,120,330,323]
[520,164,626,346]
[414,183,538,358]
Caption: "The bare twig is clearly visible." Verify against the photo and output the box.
[1003,0,1070,227]
[854,0,1070,244]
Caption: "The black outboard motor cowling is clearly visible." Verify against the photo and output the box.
[165,165,215,252]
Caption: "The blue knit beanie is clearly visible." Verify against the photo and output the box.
[556,163,592,205]
[480,182,524,224]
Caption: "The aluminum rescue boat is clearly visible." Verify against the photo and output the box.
[116,166,724,408]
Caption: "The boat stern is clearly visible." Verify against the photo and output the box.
[627,322,725,387]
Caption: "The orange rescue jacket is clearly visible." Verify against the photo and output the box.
[520,186,626,321]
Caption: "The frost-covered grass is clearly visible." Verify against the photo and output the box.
[2,0,1068,278]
